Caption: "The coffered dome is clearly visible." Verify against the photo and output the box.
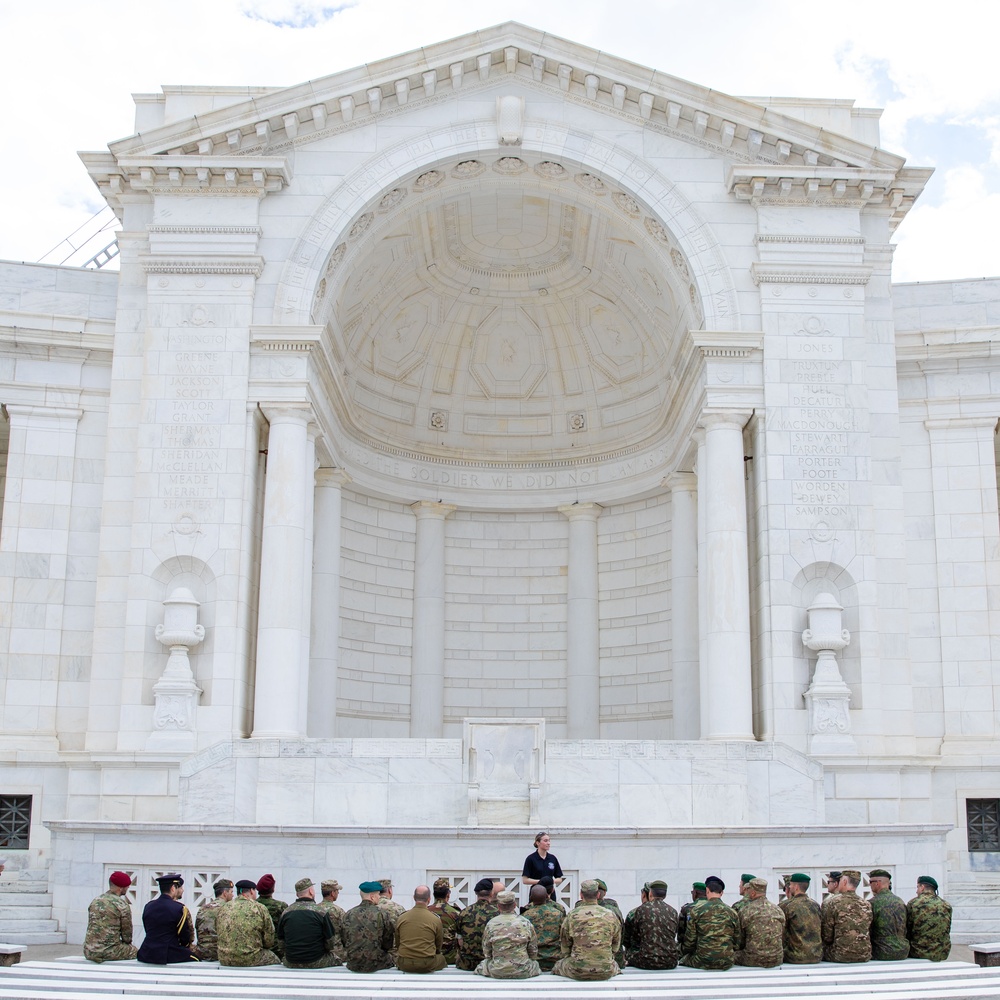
[314,152,700,465]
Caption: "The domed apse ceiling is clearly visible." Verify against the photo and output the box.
[314,154,700,465]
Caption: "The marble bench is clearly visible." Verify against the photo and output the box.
[0,944,22,967]
[970,941,1000,967]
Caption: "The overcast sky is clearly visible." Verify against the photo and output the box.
[3,0,998,283]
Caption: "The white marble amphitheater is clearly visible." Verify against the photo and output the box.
[0,21,999,949]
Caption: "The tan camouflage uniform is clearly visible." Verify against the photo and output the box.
[734,893,785,967]
[194,897,226,961]
[476,912,540,979]
[551,900,621,981]
[821,891,872,962]
[216,895,280,967]
[84,891,137,963]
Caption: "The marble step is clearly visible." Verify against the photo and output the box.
[0,894,53,908]
[0,932,65,945]
[0,919,60,934]
[0,958,997,1000]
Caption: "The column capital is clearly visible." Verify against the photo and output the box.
[663,471,697,493]
[411,500,457,519]
[259,403,313,426]
[315,467,351,488]
[699,408,752,431]
[557,502,603,521]
[3,403,83,424]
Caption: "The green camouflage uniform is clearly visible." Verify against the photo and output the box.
[906,892,952,962]
[779,893,822,964]
[870,889,909,960]
[679,897,739,970]
[454,898,499,971]
[676,897,705,945]
[216,895,280,967]
[84,890,138,963]
[734,896,785,968]
[257,895,287,958]
[623,898,679,969]
[522,899,564,971]
[428,901,462,964]
[194,897,226,961]
[475,912,540,978]
[551,900,621,980]
[821,892,872,963]
[342,898,395,972]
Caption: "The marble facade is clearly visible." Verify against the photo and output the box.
[0,23,998,943]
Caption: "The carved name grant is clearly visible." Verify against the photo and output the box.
[153,331,230,515]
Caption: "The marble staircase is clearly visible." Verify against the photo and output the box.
[0,871,63,946]
[0,958,998,999]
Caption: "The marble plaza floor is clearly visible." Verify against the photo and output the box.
[0,958,999,1000]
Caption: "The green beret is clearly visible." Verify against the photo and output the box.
[917,875,938,890]
[740,874,756,883]
[595,879,607,891]
[789,873,811,883]
[868,869,892,880]
[648,880,668,890]
[359,880,383,893]
[692,882,706,890]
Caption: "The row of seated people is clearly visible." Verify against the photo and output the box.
[82,867,953,978]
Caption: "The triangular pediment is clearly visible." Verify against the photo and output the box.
[97,23,910,171]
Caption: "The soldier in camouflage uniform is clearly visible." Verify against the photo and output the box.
[255,874,286,959]
[679,875,739,970]
[821,870,872,962]
[216,879,280,967]
[623,879,679,969]
[677,881,707,945]
[623,882,649,965]
[84,871,138,963]
[780,873,822,964]
[734,877,785,968]
[551,879,621,980]
[906,875,952,962]
[341,881,395,972]
[378,878,406,922]
[455,878,499,971]
[823,871,842,908]
[868,869,909,960]
[317,880,346,963]
[428,878,462,964]
[476,890,540,978]
[522,884,565,971]
[194,878,234,961]
[594,879,626,968]
[733,874,755,914]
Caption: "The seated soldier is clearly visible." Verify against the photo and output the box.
[476,890,540,979]
[217,879,280,967]
[277,877,340,969]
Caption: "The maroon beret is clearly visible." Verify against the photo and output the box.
[257,873,276,893]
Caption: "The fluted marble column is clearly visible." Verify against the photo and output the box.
[701,411,754,741]
[410,501,456,737]
[252,405,311,738]
[667,473,700,739]
[308,468,350,738]
[559,503,602,738]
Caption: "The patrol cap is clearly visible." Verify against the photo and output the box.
[692,882,706,891]
[235,879,257,891]
[322,880,342,893]
[641,882,651,893]
[432,878,450,891]
[595,879,608,891]
[917,875,939,890]
[789,873,811,884]
[257,874,276,893]
[868,869,892,880]
[295,877,314,893]
[826,871,842,881]
[580,879,600,894]
[360,880,384,893]
[704,876,725,892]
[212,878,234,893]
[379,878,393,889]
[648,880,668,890]
[841,870,862,882]
[749,878,768,892]
[474,878,495,894]
[740,873,756,884]
[496,891,516,905]
[156,874,183,890]
[109,871,132,888]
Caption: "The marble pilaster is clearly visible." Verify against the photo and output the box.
[667,473,699,740]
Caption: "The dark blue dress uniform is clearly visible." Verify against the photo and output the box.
[137,875,198,964]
